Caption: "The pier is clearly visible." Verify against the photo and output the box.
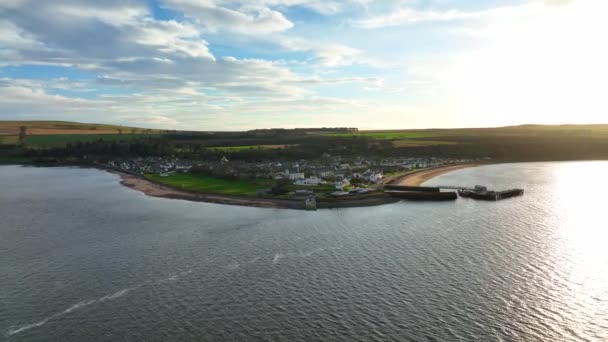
[383,184,524,202]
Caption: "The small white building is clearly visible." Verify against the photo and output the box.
[335,179,350,190]
[368,173,383,183]
[295,176,322,186]
[320,171,335,178]
[287,172,305,181]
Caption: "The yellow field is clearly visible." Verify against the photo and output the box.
[0,121,160,136]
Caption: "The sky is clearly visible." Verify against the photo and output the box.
[0,0,606,130]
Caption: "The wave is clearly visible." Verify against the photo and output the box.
[5,287,135,337]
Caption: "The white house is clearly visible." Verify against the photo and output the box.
[335,179,350,190]
[295,176,322,186]
[287,172,305,181]
[368,173,383,183]
[320,171,335,178]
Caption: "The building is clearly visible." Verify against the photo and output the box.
[287,172,305,181]
[368,173,383,183]
[295,176,322,186]
[320,171,335,178]
[335,179,350,190]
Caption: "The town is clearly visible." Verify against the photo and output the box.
[105,155,473,199]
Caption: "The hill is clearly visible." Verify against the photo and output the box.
[0,121,161,136]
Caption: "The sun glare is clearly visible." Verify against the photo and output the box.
[442,1,608,126]
[551,162,608,301]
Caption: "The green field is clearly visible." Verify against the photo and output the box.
[26,134,159,147]
[145,173,274,196]
[324,132,437,140]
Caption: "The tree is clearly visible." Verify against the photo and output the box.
[18,126,27,146]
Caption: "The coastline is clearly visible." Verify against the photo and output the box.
[116,171,400,210]
[112,163,483,210]
[391,163,481,186]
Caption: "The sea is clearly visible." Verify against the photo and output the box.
[1,162,607,341]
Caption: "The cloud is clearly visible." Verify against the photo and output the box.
[214,0,369,15]
[354,1,552,29]
[160,0,293,34]
[122,115,178,125]
[0,0,309,99]
[275,36,364,67]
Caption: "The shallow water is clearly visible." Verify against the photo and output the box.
[1,162,607,341]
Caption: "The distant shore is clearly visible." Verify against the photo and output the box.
[112,163,482,210]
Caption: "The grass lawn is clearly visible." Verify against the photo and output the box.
[145,173,274,196]
[206,144,288,152]
[323,132,437,140]
[26,134,159,147]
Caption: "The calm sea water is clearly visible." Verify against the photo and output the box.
[1,162,607,341]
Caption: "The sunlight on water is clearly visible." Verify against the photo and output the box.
[554,162,608,268]
[551,162,608,333]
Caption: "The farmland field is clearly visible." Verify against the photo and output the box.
[207,144,289,151]
[391,140,459,147]
[26,134,159,147]
[323,132,437,140]
[145,173,274,196]
[0,136,18,145]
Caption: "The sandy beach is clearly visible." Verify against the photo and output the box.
[391,163,480,186]
[118,172,302,209]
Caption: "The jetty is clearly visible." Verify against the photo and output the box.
[382,184,524,202]
[383,185,457,201]
[456,185,524,201]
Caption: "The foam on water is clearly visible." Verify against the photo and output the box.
[6,287,134,336]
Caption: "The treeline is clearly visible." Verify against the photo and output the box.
[21,139,173,160]
[5,128,608,163]
[389,135,608,161]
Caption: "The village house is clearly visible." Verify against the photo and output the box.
[335,178,350,190]
[294,176,322,186]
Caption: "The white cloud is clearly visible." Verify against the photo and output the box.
[354,2,543,29]
[275,36,364,67]
[0,0,310,99]
[160,0,293,34]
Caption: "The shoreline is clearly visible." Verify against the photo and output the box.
[116,171,401,210]
[1,161,483,210]
[113,163,483,210]
[391,163,481,186]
